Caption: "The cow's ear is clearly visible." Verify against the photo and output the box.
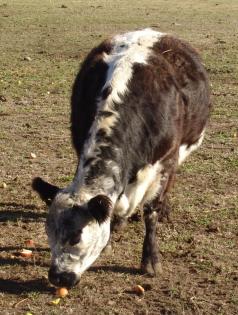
[32,177,60,206]
[88,195,113,225]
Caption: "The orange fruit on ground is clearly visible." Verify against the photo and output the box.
[56,287,68,298]
[20,249,32,258]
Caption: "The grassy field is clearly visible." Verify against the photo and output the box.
[0,0,238,314]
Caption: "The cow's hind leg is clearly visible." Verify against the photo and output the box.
[157,196,171,222]
[141,202,162,275]
[157,171,176,222]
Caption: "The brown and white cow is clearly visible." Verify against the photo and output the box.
[32,29,211,288]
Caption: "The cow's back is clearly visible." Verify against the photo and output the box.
[70,29,210,169]
[153,36,210,146]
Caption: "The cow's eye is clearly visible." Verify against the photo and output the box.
[69,229,82,246]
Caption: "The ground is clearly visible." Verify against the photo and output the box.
[0,0,237,314]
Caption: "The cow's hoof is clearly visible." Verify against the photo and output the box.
[111,216,127,232]
[157,204,172,223]
[141,261,162,276]
[103,243,112,255]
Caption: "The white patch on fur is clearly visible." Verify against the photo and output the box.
[72,219,110,275]
[80,28,165,166]
[92,29,165,141]
[103,28,164,104]
[114,162,163,218]
[114,194,130,216]
[178,130,205,165]
[98,114,118,135]
[141,172,165,205]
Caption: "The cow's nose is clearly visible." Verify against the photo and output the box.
[48,265,79,288]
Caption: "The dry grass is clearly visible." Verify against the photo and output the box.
[0,0,238,314]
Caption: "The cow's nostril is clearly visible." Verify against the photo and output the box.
[58,271,78,288]
[48,266,78,288]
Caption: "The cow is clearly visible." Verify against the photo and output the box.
[32,28,211,288]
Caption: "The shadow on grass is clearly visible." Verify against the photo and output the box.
[0,246,49,252]
[89,265,143,275]
[0,278,53,294]
[0,244,50,268]
[0,202,46,222]
[0,256,49,268]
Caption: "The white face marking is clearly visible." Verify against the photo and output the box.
[49,215,111,278]
[70,220,110,276]
[178,130,205,165]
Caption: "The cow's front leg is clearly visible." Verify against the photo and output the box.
[141,203,162,276]
[103,215,128,255]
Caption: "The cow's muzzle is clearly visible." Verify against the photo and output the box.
[48,265,79,288]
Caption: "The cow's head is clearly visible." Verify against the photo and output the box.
[32,177,112,288]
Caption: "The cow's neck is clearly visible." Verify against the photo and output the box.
[71,143,124,204]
